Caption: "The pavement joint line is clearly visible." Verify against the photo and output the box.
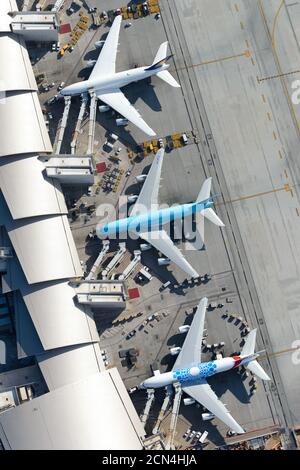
[171,50,250,73]
[261,345,300,360]
[258,68,300,82]
[215,185,291,206]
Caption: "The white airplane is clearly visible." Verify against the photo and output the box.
[97,149,224,278]
[139,298,271,434]
[61,15,180,136]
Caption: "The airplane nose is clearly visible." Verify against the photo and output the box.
[60,86,69,96]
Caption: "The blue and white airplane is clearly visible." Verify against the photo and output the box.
[140,298,271,434]
[61,15,180,136]
[98,149,225,278]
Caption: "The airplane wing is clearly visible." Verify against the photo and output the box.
[139,230,199,278]
[90,15,122,78]
[96,89,156,136]
[183,381,245,434]
[131,149,164,215]
[173,297,208,370]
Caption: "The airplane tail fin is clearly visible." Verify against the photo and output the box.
[153,42,169,64]
[145,42,181,87]
[241,329,271,381]
[197,178,225,227]
[241,329,257,357]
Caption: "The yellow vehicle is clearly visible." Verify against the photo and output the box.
[78,22,88,30]
[59,44,69,56]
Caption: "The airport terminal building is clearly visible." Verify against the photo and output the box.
[0,0,145,450]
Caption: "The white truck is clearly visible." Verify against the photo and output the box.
[139,266,153,281]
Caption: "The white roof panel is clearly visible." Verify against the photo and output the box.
[0,92,52,157]
[21,280,99,350]
[0,1,17,32]
[37,343,105,390]
[0,155,67,219]
[0,194,83,284]
[14,290,44,359]
[0,371,144,450]
[0,35,37,92]
[1,257,98,351]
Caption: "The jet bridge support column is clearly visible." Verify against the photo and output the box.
[87,91,98,155]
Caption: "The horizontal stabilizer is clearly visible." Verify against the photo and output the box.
[195,178,225,241]
[156,70,180,88]
[202,208,225,227]
[246,360,271,381]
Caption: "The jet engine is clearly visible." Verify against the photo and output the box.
[169,347,182,356]
[136,174,147,183]
[183,398,196,406]
[158,258,171,266]
[128,195,138,204]
[178,325,190,334]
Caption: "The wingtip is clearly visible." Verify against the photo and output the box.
[190,269,200,279]
[115,14,123,23]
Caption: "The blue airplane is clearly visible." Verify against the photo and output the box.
[98,149,224,278]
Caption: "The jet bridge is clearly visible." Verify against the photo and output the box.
[87,92,98,155]
[140,389,155,426]
[71,93,88,155]
[152,386,173,435]
[165,384,182,450]
[102,243,127,279]
[54,96,71,154]
[86,241,110,281]
[119,251,141,281]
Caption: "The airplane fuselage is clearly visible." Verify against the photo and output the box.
[140,355,254,389]
[98,200,214,237]
[61,64,170,97]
